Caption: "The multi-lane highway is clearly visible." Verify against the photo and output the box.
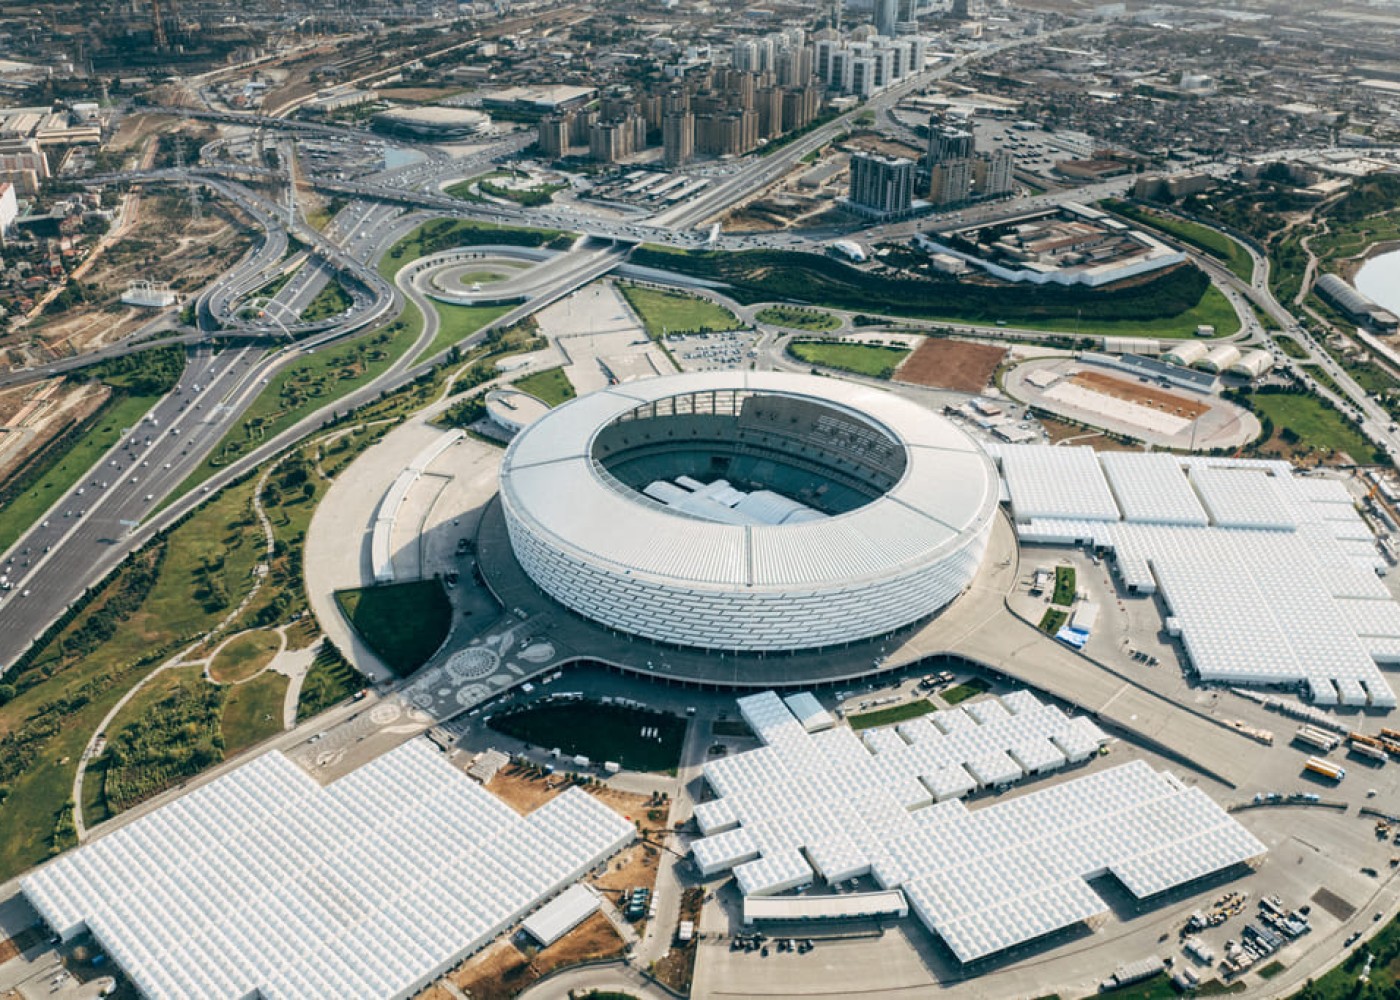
[5,34,1398,676]
[0,346,274,663]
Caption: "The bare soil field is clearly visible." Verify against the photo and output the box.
[895,338,1006,392]
[375,87,467,103]
[0,926,46,964]
[1039,415,1143,452]
[428,912,626,1000]
[4,189,252,367]
[0,380,109,481]
[485,765,568,815]
[1071,370,1210,419]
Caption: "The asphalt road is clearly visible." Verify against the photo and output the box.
[0,345,273,670]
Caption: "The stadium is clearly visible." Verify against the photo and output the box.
[497,372,1000,652]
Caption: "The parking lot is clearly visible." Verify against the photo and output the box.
[669,330,760,372]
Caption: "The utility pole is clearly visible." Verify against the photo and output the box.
[150,0,167,50]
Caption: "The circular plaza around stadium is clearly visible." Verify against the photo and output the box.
[498,372,1000,652]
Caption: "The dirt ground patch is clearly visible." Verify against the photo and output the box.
[1038,415,1142,452]
[433,912,627,1000]
[487,766,659,822]
[6,189,252,366]
[0,380,108,481]
[1070,370,1210,419]
[895,338,1006,392]
[0,926,45,964]
[652,887,704,994]
[375,86,466,103]
[843,135,925,161]
[1311,886,1356,921]
[486,765,569,815]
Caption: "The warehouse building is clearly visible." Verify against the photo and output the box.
[1226,349,1273,380]
[1316,273,1399,333]
[691,691,1264,964]
[21,740,634,1000]
[1197,344,1241,374]
[995,445,1399,708]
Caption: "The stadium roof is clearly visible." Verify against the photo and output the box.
[500,372,998,591]
[21,740,634,1000]
[690,692,1264,964]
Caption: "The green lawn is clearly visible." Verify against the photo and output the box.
[1309,212,1400,261]
[252,263,301,301]
[455,269,511,283]
[1257,961,1285,980]
[1249,390,1379,462]
[298,277,353,324]
[1294,907,1399,999]
[1104,201,1255,283]
[444,176,485,202]
[756,306,841,331]
[82,663,288,826]
[1039,608,1069,634]
[445,172,565,208]
[297,642,366,722]
[334,580,452,676]
[412,301,515,366]
[1275,336,1309,359]
[87,666,223,818]
[513,366,575,406]
[379,219,574,282]
[619,284,742,337]
[209,629,281,684]
[488,700,687,773]
[1040,283,1241,339]
[172,324,415,499]
[788,340,909,379]
[633,246,1238,338]
[0,472,275,877]
[1082,973,1179,1000]
[1052,566,1076,606]
[0,390,164,552]
[942,677,991,705]
[220,670,288,754]
[847,699,935,730]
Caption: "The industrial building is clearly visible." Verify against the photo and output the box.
[1197,344,1241,374]
[923,203,1186,287]
[1163,341,1210,367]
[1315,273,1400,333]
[497,372,999,652]
[691,691,1264,964]
[20,739,635,1000]
[1227,349,1274,380]
[996,446,1399,708]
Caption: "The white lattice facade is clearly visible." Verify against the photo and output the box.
[498,373,999,652]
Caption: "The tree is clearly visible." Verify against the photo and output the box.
[0,683,14,705]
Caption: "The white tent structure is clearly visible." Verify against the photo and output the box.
[690,693,1263,964]
[995,447,1398,709]
[522,883,601,947]
[21,740,634,1000]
